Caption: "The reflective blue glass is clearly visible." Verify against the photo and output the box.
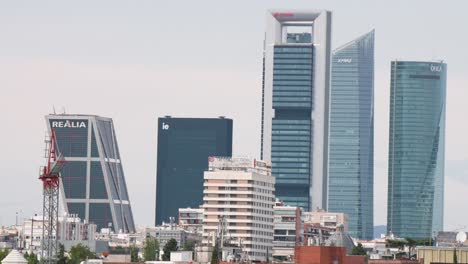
[328,31,374,239]
[48,116,135,233]
[387,61,446,239]
[271,45,313,210]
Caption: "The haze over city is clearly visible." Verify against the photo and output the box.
[1,0,467,233]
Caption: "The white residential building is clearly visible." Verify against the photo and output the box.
[272,201,302,263]
[302,210,348,232]
[178,208,203,233]
[202,157,275,262]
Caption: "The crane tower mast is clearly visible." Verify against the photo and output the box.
[39,131,65,264]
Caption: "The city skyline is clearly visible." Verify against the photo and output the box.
[1,0,467,231]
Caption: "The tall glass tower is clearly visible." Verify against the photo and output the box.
[46,114,135,233]
[387,61,446,239]
[328,30,375,239]
[260,10,332,211]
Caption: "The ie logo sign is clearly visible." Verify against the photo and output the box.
[162,122,170,130]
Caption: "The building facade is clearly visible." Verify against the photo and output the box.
[273,201,302,263]
[46,114,135,233]
[261,10,332,211]
[155,117,233,225]
[302,211,348,232]
[22,215,97,252]
[202,157,275,262]
[145,224,197,254]
[328,30,375,239]
[178,208,204,233]
[387,61,446,239]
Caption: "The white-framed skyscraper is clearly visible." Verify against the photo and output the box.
[260,10,332,211]
[46,114,135,233]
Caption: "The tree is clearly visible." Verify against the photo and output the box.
[211,243,219,264]
[351,243,367,256]
[26,252,39,264]
[454,247,458,264]
[162,239,178,261]
[143,237,159,261]
[130,245,139,262]
[386,239,405,249]
[68,243,97,264]
[0,250,10,262]
[57,244,69,264]
[182,240,196,252]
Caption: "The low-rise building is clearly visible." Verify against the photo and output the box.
[178,208,203,233]
[302,210,348,232]
[436,231,468,247]
[417,246,468,264]
[145,223,198,252]
[272,201,302,263]
[294,246,365,264]
[21,214,97,252]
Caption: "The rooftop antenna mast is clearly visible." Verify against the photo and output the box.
[39,131,65,264]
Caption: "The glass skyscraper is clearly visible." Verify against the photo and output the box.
[261,10,332,211]
[46,114,135,233]
[328,30,375,239]
[387,61,446,239]
[155,117,233,225]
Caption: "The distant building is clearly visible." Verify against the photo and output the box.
[328,30,375,240]
[436,231,468,247]
[272,201,302,262]
[155,117,233,225]
[145,223,199,253]
[302,211,348,232]
[21,214,97,252]
[261,10,332,211]
[178,208,203,233]
[295,246,365,264]
[201,157,275,262]
[387,61,447,239]
[417,246,468,264]
[46,114,135,233]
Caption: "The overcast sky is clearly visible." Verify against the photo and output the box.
[1,0,467,231]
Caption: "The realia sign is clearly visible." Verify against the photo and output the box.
[51,120,87,128]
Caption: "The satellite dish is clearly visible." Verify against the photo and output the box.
[456,231,467,244]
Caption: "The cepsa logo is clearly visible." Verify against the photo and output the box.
[51,120,87,128]
[273,12,294,18]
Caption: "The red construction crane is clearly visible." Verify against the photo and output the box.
[39,131,65,264]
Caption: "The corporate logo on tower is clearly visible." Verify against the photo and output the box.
[51,120,87,128]
[430,64,442,72]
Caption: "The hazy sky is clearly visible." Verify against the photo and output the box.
[1,0,467,231]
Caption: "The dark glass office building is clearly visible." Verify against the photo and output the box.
[155,117,233,225]
[46,114,135,233]
[387,61,446,239]
[328,31,374,239]
[261,10,332,211]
